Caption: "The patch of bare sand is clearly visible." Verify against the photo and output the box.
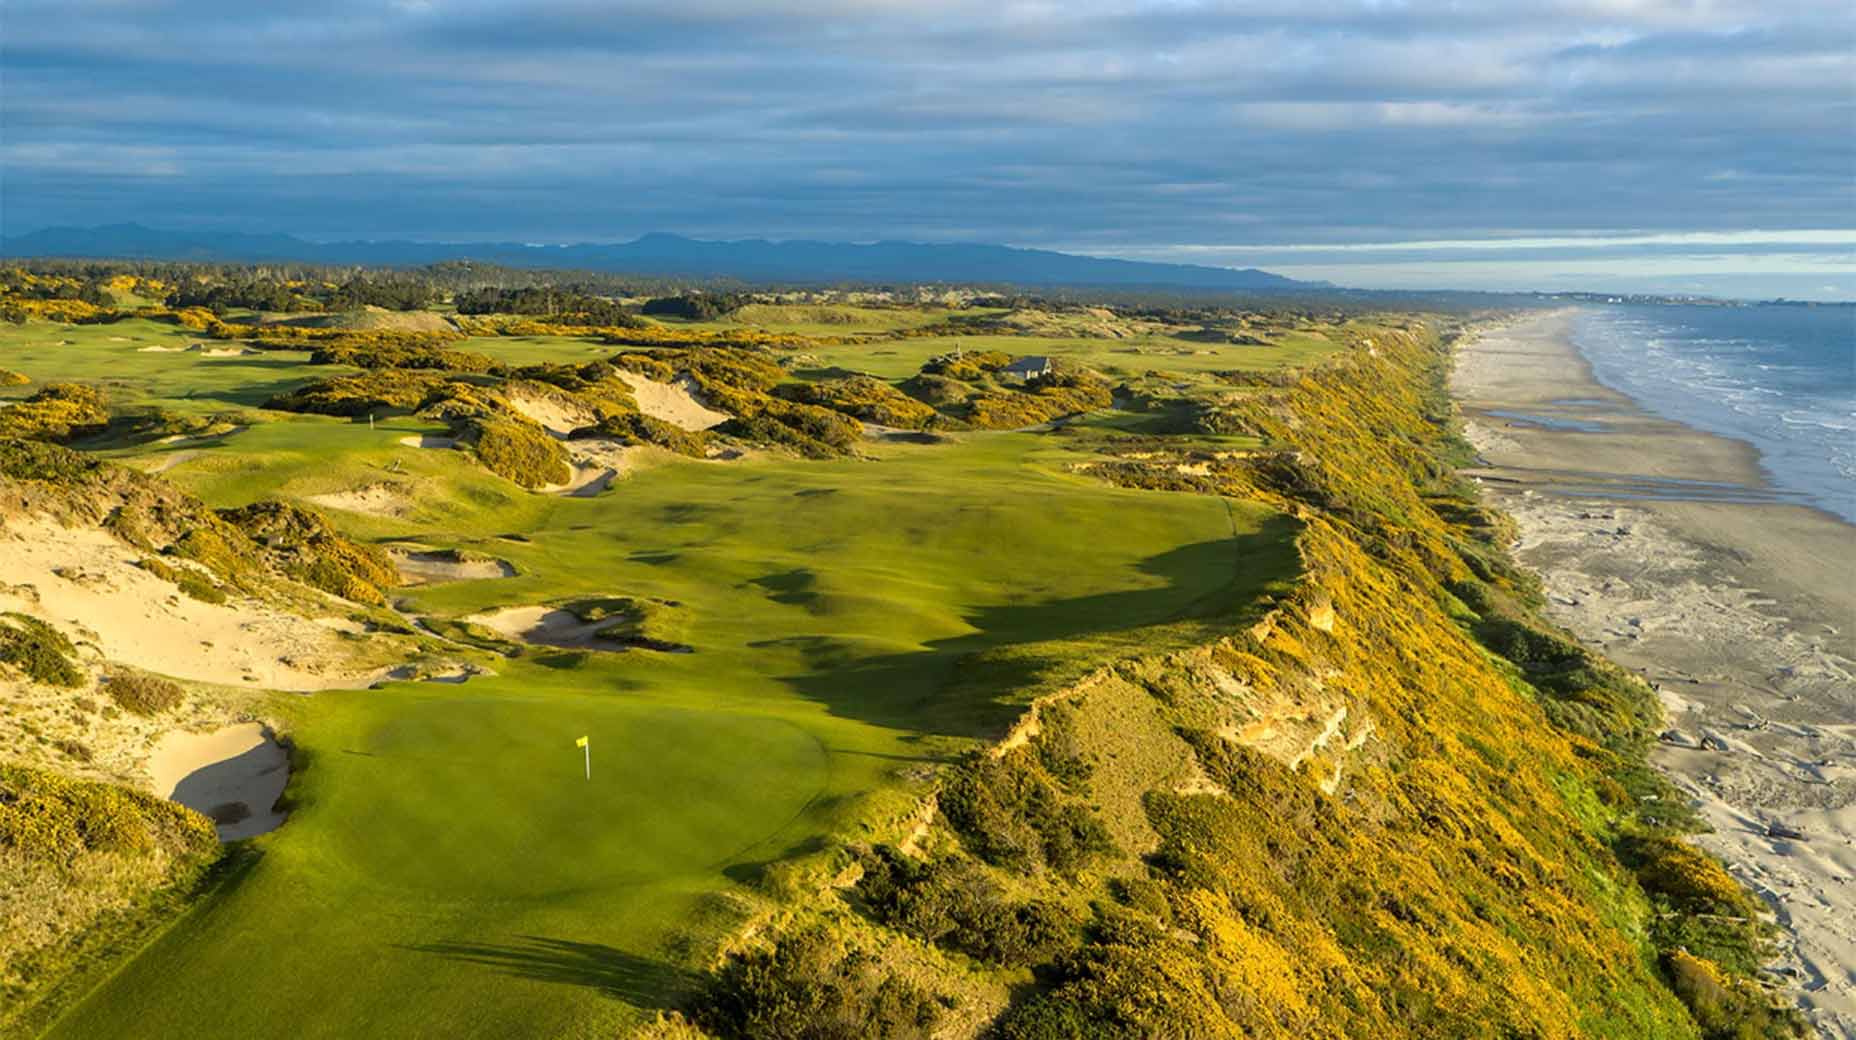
[200,347,258,358]
[614,370,729,431]
[0,519,388,692]
[149,723,289,840]
[1455,311,1856,1036]
[388,548,516,585]
[303,482,416,518]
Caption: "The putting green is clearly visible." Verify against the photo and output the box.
[312,695,828,897]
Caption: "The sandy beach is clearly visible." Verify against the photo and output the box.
[1454,310,1856,1037]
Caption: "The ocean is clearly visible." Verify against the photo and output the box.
[1570,304,1856,524]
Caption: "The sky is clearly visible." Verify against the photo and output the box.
[3,0,1853,298]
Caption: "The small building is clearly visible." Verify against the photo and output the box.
[1000,355,1052,382]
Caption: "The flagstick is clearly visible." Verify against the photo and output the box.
[583,739,590,781]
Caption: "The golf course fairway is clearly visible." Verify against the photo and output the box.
[11,315,1302,1038]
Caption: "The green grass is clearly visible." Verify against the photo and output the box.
[8,316,1304,1037]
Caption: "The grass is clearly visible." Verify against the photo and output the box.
[4,313,1305,1037]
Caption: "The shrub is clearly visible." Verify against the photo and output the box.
[1662,950,1807,1040]
[573,412,710,457]
[107,671,185,716]
[264,370,450,417]
[938,748,1115,876]
[466,417,572,488]
[219,500,399,604]
[855,847,1081,966]
[0,613,83,687]
[775,377,936,429]
[0,368,28,386]
[0,761,217,862]
[697,926,942,1040]
[135,556,228,604]
[0,383,109,443]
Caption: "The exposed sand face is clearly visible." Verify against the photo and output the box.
[505,390,595,438]
[0,519,388,692]
[1455,311,1856,1036]
[149,723,289,840]
[614,370,730,431]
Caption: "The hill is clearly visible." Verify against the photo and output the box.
[0,224,1321,291]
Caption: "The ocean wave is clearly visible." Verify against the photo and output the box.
[1571,305,1856,523]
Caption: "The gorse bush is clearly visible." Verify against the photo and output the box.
[466,417,571,488]
[775,377,936,429]
[0,383,110,443]
[855,847,1080,967]
[220,500,399,604]
[938,747,1116,876]
[573,412,710,457]
[0,762,217,864]
[697,926,943,1040]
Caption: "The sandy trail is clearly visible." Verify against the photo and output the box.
[614,370,730,431]
[0,519,389,692]
[1455,311,1856,1036]
[149,723,290,840]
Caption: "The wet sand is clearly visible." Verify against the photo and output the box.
[1453,309,1856,1037]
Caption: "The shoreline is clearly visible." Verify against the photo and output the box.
[1454,309,1856,1037]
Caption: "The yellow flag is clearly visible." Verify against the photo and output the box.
[575,735,588,748]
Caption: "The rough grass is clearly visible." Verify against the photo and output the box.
[104,671,185,716]
[0,612,83,687]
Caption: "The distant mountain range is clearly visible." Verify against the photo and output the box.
[1,223,1322,291]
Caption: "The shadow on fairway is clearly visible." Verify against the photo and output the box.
[770,516,1301,739]
[404,936,697,1009]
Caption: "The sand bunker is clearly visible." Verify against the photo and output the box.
[614,371,729,431]
[465,605,617,649]
[389,548,516,585]
[304,482,415,518]
[149,723,289,840]
[541,464,618,497]
[537,437,635,497]
[398,433,457,450]
[0,520,386,692]
[136,345,185,353]
[201,347,258,358]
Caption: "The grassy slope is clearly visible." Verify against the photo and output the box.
[2,316,1310,1037]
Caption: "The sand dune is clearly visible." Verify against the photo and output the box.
[0,519,387,692]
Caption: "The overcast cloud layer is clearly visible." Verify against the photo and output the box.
[3,0,1853,296]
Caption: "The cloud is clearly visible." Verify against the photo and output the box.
[1,0,1850,296]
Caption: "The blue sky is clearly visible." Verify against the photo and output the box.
[3,0,1852,297]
